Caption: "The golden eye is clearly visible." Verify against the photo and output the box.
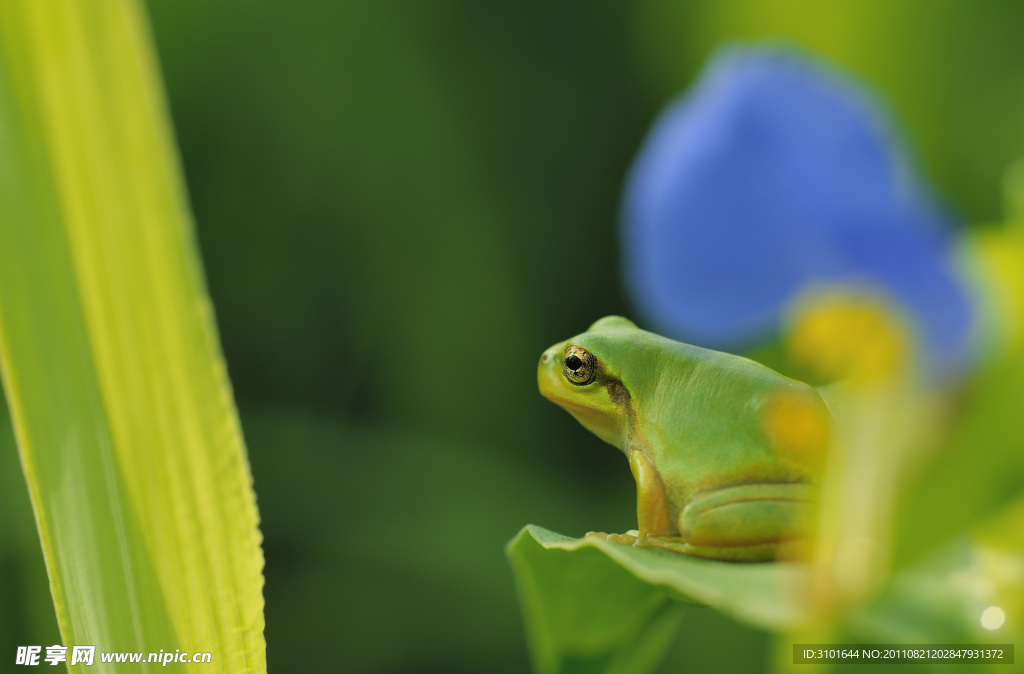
[562,346,597,385]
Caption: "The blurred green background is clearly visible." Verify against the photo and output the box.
[4,1,1024,672]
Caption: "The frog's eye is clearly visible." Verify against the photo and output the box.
[562,346,597,385]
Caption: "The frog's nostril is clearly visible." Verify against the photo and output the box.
[541,353,550,364]
[566,355,582,371]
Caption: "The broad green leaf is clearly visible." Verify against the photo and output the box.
[0,2,265,672]
[507,525,813,674]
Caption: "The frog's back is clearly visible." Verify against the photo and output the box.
[628,339,827,499]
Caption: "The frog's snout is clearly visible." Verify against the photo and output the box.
[537,344,565,400]
[539,344,562,368]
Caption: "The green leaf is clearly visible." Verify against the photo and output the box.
[0,2,265,672]
[507,525,812,674]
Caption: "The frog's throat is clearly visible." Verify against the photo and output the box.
[628,450,673,537]
[553,399,628,449]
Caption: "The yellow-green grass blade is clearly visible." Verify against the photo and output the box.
[0,2,265,672]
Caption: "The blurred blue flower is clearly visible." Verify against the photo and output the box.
[622,45,975,377]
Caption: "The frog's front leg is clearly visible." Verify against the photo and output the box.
[628,450,673,537]
[584,450,671,547]
[645,483,818,562]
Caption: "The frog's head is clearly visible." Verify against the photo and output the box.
[538,316,648,452]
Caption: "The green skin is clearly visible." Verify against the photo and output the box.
[538,316,831,562]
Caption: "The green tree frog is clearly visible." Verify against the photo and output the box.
[538,316,831,562]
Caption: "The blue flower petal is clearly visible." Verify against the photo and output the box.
[622,45,975,376]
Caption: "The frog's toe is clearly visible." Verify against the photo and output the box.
[586,530,639,546]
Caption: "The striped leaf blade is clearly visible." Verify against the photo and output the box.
[0,2,265,671]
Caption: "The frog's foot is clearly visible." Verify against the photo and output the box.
[587,530,795,562]
[635,535,797,562]
[662,483,818,562]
